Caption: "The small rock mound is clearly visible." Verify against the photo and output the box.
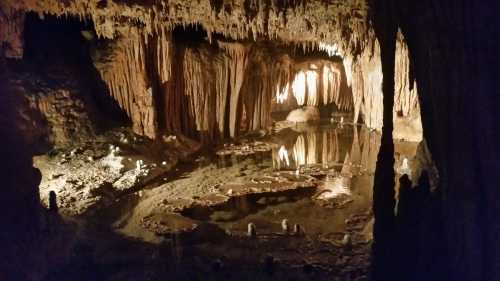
[286,106,320,123]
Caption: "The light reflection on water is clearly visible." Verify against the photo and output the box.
[101,121,420,242]
[271,122,380,175]
[206,122,385,236]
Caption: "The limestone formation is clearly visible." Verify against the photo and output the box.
[281,218,289,233]
[0,5,25,58]
[247,222,256,237]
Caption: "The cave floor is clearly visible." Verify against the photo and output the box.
[36,120,419,281]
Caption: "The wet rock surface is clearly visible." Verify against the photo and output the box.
[216,140,277,156]
[35,129,200,216]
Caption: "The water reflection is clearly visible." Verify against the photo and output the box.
[205,123,385,237]
[271,123,380,175]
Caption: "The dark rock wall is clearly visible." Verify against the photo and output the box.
[371,0,500,280]
[0,56,43,280]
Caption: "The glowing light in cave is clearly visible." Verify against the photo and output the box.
[291,70,319,106]
[306,70,318,106]
[318,42,341,57]
[276,83,289,104]
[292,71,307,105]
[397,157,412,178]
[316,176,352,200]
[322,65,333,104]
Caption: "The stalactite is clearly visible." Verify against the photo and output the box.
[241,50,273,132]
[292,71,307,105]
[165,41,254,141]
[219,42,251,137]
[93,27,173,139]
[180,47,214,137]
[350,31,384,130]
[394,29,419,117]
[305,70,318,106]
[155,26,173,83]
[276,59,351,111]
[349,29,421,131]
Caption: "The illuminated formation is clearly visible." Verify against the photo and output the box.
[276,61,350,110]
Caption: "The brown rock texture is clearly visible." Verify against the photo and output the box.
[8,71,97,149]
[92,26,166,138]
[0,4,25,58]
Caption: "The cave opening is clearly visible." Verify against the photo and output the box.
[1,1,497,281]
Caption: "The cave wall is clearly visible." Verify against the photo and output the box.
[371,0,500,280]
[0,55,44,280]
[0,5,25,58]
[397,2,500,279]
[8,71,97,150]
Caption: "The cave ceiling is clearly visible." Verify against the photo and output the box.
[1,0,370,57]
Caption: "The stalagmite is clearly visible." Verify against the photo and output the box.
[247,222,257,237]
[293,223,304,235]
[281,219,290,233]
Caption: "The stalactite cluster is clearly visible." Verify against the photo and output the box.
[165,41,308,141]
[394,30,419,117]
[0,0,368,59]
[350,31,384,130]
[1,0,421,136]
[90,27,420,138]
[164,42,251,141]
[274,59,352,111]
[92,26,173,138]
[345,30,420,132]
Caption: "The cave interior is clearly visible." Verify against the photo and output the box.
[0,1,498,281]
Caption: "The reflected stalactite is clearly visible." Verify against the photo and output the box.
[350,125,362,173]
[273,125,380,172]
